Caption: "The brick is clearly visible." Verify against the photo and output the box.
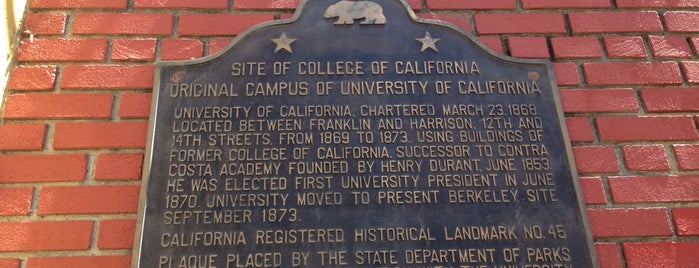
[588,208,672,238]
[572,146,619,174]
[617,0,699,7]
[0,124,45,151]
[641,88,699,112]
[0,154,86,183]
[161,38,204,60]
[649,35,693,58]
[604,36,647,58]
[22,13,66,35]
[0,259,20,268]
[135,0,227,9]
[30,0,126,9]
[610,175,699,203]
[565,117,594,142]
[61,65,154,90]
[6,65,56,91]
[478,37,504,54]
[119,92,151,118]
[17,38,107,62]
[624,242,699,267]
[209,38,233,55]
[233,0,299,10]
[583,62,682,86]
[417,13,471,33]
[522,0,611,9]
[27,256,132,268]
[688,38,699,55]
[569,11,662,33]
[683,61,699,84]
[73,13,173,35]
[674,144,699,170]
[551,37,602,59]
[560,88,639,113]
[98,219,136,249]
[406,0,422,9]
[664,11,699,33]
[474,13,566,34]
[673,208,699,235]
[209,37,232,55]
[552,62,580,86]
[0,187,33,216]
[622,145,670,171]
[0,221,92,251]
[3,93,113,119]
[580,177,606,204]
[112,38,156,61]
[54,122,148,149]
[597,116,699,141]
[508,37,549,58]
[279,12,294,20]
[428,0,515,9]
[38,185,140,215]
[595,243,623,268]
[179,13,275,36]
[95,153,143,181]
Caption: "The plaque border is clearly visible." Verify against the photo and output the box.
[132,0,599,266]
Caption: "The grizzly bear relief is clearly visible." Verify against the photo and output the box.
[324,0,387,25]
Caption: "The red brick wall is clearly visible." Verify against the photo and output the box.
[1,0,698,267]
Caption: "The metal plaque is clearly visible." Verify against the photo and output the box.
[134,0,598,267]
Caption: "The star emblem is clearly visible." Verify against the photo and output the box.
[272,33,296,53]
[416,31,440,52]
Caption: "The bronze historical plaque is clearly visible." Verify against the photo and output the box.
[134,0,598,267]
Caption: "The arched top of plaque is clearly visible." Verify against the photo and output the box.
[157,0,551,70]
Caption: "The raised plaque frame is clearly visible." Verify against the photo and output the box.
[133,0,598,267]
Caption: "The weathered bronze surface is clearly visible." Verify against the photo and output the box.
[134,0,597,267]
